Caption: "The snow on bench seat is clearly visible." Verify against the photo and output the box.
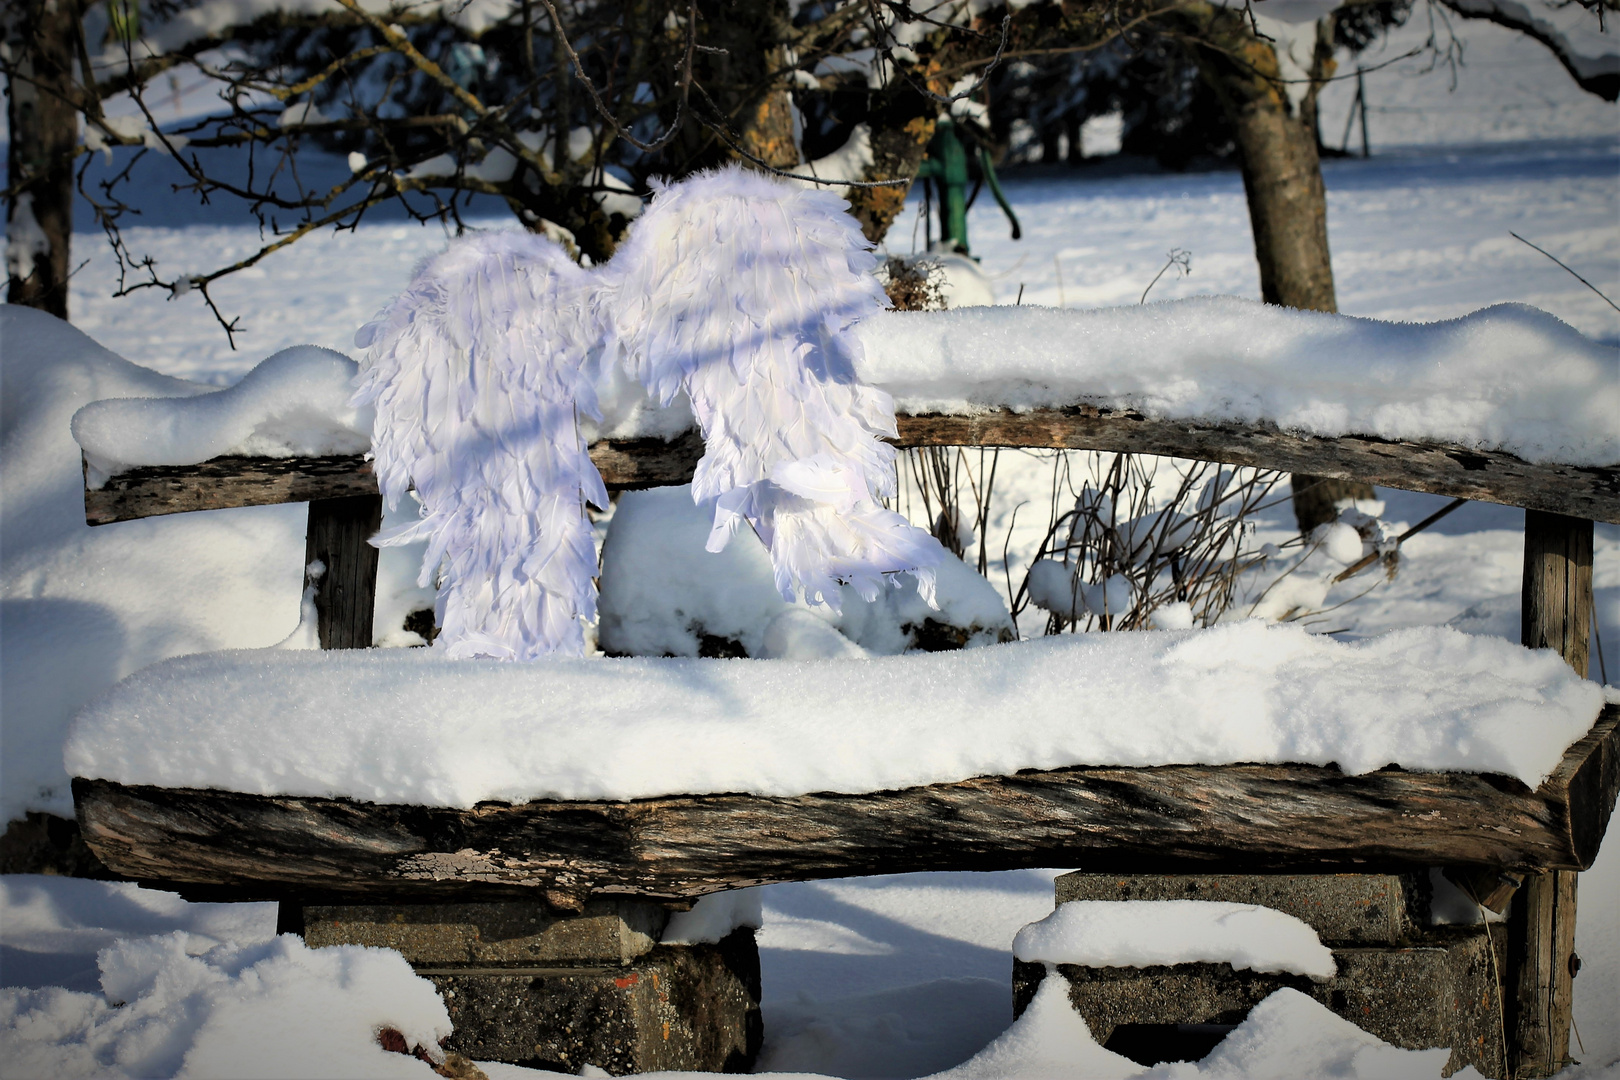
[67,622,1603,805]
[65,622,1620,904]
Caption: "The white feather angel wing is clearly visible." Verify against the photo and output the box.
[602,167,943,609]
[352,231,607,659]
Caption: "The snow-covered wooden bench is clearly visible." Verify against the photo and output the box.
[66,300,1620,1077]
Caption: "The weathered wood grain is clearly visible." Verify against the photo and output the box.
[72,707,1619,907]
[83,454,382,525]
[305,495,382,650]
[1521,511,1594,682]
[892,409,1620,523]
[1508,510,1596,1076]
[82,433,708,526]
[83,410,1620,526]
[586,430,706,490]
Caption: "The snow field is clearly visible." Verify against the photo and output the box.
[62,148,1620,388]
[960,144,1619,345]
[1314,7,1618,152]
[6,69,1618,1074]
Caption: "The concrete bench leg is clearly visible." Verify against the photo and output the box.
[282,900,762,1075]
[1025,872,1507,1078]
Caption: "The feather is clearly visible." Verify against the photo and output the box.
[352,231,607,659]
[601,166,944,612]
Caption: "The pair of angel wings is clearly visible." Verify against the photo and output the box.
[353,167,944,660]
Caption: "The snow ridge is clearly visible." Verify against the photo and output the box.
[1013,900,1337,978]
[65,621,1604,807]
[71,345,369,485]
[858,299,1620,466]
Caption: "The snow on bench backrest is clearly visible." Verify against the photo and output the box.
[74,292,1620,483]
[74,298,1620,525]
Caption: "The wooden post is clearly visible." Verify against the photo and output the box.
[304,494,382,650]
[1508,510,1592,1077]
[1522,511,1593,674]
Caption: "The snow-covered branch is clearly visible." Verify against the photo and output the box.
[1434,0,1619,99]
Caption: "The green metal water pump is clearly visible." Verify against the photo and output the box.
[914,116,1022,256]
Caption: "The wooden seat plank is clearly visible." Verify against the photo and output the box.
[72,705,1618,908]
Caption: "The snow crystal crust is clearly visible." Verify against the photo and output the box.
[65,621,1602,807]
[857,299,1620,466]
[1012,900,1337,978]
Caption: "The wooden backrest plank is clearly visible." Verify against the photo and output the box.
[83,410,1620,525]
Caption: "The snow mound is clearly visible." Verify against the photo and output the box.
[72,344,370,485]
[1182,986,1472,1079]
[1013,900,1336,978]
[661,889,764,946]
[0,876,276,994]
[0,307,301,822]
[857,298,1620,466]
[598,485,1012,658]
[0,307,434,824]
[932,976,1141,1079]
[0,932,449,1079]
[66,621,1602,808]
[934,981,1471,1079]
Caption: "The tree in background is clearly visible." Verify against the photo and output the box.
[4,0,1612,446]
[984,0,1613,531]
[2,0,1022,335]
[5,0,83,318]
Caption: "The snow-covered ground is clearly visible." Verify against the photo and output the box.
[5,14,1620,1075]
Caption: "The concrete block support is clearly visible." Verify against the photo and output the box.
[1036,873,1507,1077]
[1054,872,1428,945]
[1014,929,1504,1077]
[294,899,761,1075]
[302,899,668,965]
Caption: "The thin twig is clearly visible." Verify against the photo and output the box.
[536,0,694,154]
[1594,590,1609,686]
[1510,231,1620,313]
[1140,248,1192,304]
[1332,496,1467,583]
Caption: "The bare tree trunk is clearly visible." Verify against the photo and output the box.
[1229,79,1334,312]
[736,45,801,171]
[845,90,936,244]
[1185,10,1373,531]
[5,0,78,319]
